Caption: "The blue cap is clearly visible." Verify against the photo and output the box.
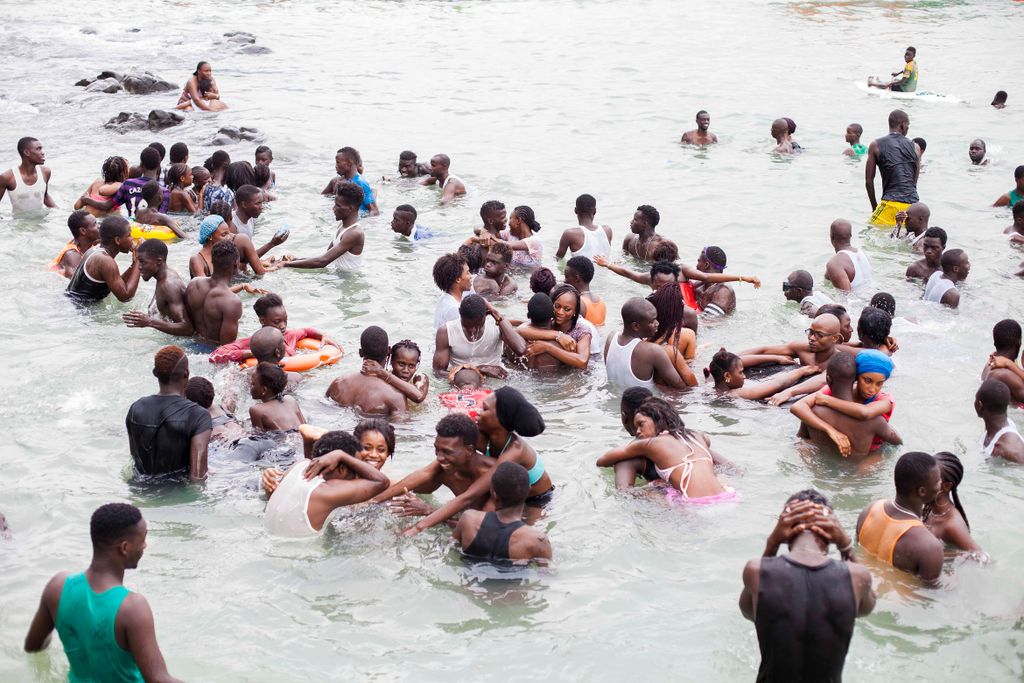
[199,215,225,245]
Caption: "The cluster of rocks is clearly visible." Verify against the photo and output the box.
[224,31,272,55]
[75,70,177,95]
[104,110,184,133]
[212,126,265,146]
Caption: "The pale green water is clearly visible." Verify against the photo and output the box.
[1,1,1023,681]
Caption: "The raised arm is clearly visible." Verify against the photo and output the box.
[488,302,527,356]
[680,265,760,288]
[594,255,651,285]
[97,251,141,302]
[316,452,390,507]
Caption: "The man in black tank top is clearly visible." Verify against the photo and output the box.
[740,490,875,682]
[453,462,551,565]
[866,110,920,226]
[66,216,140,305]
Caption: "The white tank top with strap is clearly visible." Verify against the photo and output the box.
[924,271,955,304]
[7,165,46,214]
[445,317,502,367]
[982,421,1024,458]
[264,461,324,538]
[329,221,363,271]
[840,248,872,290]
[605,335,655,389]
[570,224,612,260]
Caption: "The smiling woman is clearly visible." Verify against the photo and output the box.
[175,61,228,112]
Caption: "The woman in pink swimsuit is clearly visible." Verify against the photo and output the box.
[176,62,228,112]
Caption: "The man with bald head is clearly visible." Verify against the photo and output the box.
[783,270,835,317]
[923,248,969,308]
[892,202,930,247]
[968,139,988,166]
[771,118,795,155]
[977,380,1024,463]
[248,326,302,389]
[681,110,717,146]
[842,123,865,158]
[866,109,920,227]
[327,326,407,416]
[741,313,843,368]
[421,154,466,203]
[906,227,946,280]
[604,297,690,389]
[825,219,872,293]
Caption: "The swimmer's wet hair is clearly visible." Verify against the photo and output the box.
[391,339,421,362]
[395,204,417,219]
[312,430,359,458]
[139,147,161,171]
[208,200,232,223]
[856,307,891,347]
[166,163,189,190]
[99,216,130,244]
[90,503,142,548]
[169,142,188,164]
[636,204,660,229]
[253,163,271,188]
[696,109,709,118]
[825,351,857,383]
[491,461,530,507]
[894,452,936,499]
[647,282,686,347]
[939,248,965,271]
[913,137,927,152]
[650,260,680,281]
[432,253,468,292]
[575,193,597,215]
[147,142,165,159]
[141,180,162,205]
[337,146,362,165]
[480,200,505,220]
[565,256,594,284]
[235,184,262,204]
[67,210,91,237]
[204,150,231,173]
[705,348,740,383]
[992,91,1008,105]
[360,326,390,363]
[138,239,167,260]
[254,145,273,158]
[16,137,38,156]
[184,377,215,409]
[869,292,896,317]
[923,226,947,246]
[254,362,287,396]
[816,303,847,320]
[621,387,653,413]
[459,294,487,320]
[785,489,831,510]
[1014,165,1024,181]
[102,156,129,183]
[193,61,209,76]
[335,180,365,208]
[399,150,417,161]
[992,319,1022,351]
[253,294,284,320]
[848,123,863,136]
[212,240,239,272]
[549,283,581,329]
[436,413,479,447]
[784,117,797,134]
[513,206,541,233]
[703,246,727,270]
[649,239,678,263]
[224,162,256,192]
[355,419,396,456]
[458,244,483,274]
[488,240,513,264]
[153,345,188,384]
[527,292,554,326]
[931,452,968,529]
[976,379,1010,413]
[635,397,687,437]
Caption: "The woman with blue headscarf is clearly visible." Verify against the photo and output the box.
[804,349,895,450]
[188,210,285,280]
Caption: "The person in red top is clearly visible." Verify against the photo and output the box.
[208,293,339,363]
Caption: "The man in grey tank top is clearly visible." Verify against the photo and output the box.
[740,490,875,682]
[866,109,920,227]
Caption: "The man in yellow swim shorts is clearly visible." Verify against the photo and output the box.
[865,110,920,227]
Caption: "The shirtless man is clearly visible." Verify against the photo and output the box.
[621,205,661,260]
[604,297,688,389]
[741,313,843,368]
[473,200,508,242]
[51,211,100,278]
[824,219,872,293]
[968,139,989,166]
[397,150,431,178]
[680,110,718,146]
[977,380,1024,463]
[905,227,946,280]
[472,242,517,298]
[790,352,902,458]
[122,240,190,336]
[892,202,930,246]
[453,462,552,565]
[982,319,1024,404]
[771,118,794,154]
[185,240,242,346]
[923,249,969,308]
[248,326,302,389]
[65,216,140,305]
[0,137,56,215]
[856,451,945,583]
[555,194,613,259]
[326,326,406,416]
[420,154,466,203]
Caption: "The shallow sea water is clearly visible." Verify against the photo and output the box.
[1,1,1023,681]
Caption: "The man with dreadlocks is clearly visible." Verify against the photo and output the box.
[125,345,212,481]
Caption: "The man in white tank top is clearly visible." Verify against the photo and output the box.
[421,154,466,204]
[824,219,872,293]
[0,136,55,215]
[433,294,527,375]
[923,249,969,308]
[603,297,689,390]
[555,194,613,260]
[976,380,1024,463]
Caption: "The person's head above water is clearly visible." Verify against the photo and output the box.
[140,180,162,210]
[968,139,987,165]
[695,110,711,131]
[648,239,678,264]
[845,123,863,144]
[251,326,285,363]
[888,109,910,135]
[870,292,896,317]
[564,255,595,289]
[184,377,214,409]
[527,292,555,327]
[458,294,488,330]
[650,260,681,290]
[855,349,894,401]
[479,200,507,231]
[829,218,853,247]
[697,246,727,274]
[253,293,286,331]
[490,461,531,509]
[397,150,419,177]
[313,431,362,479]
[856,307,892,349]
[139,146,161,173]
[334,181,364,219]
[939,248,970,282]
[529,267,557,296]
[492,385,545,437]
[354,418,396,467]
[824,350,857,391]
[631,205,660,234]
[992,318,1022,356]
[1013,200,1024,227]
[575,193,597,219]
[251,362,287,400]
[136,239,168,281]
[992,90,1007,108]
[903,46,916,62]
[705,348,744,390]
[432,252,470,294]
[931,451,970,529]
[511,205,541,234]
[808,313,842,352]
[153,345,188,387]
[90,503,146,568]
[99,215,131,249]
[254,145,273,166]
[434,414,479,468]
[770,118,789,142]
[16,136,44,164]
[634,397,686,439]
[621,297,659,340]
[920,227,947,267]
[620,386,654,435]
[450,365,484,389]
[198,215,226,246]
[483,241,513,280]
[429,154,451,179]
[783,270,814,302]
[390,204,417,236]
[67,210,98,241]
[211,240,239,277]
[893,451,940,508]
[359,325,390,364]
[975,378,1010,418]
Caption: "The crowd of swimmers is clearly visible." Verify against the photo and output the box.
[5,53,1023,681]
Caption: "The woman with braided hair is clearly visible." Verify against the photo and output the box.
[360,339,430,406]
[500,205,544,268]
[75,156,128,217]
[647,282,698,385]
[923,452,984,554]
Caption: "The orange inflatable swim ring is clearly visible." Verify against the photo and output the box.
[241,338,343,372]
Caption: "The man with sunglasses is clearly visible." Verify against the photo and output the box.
[739,313,844,369]
[782,270,835,318]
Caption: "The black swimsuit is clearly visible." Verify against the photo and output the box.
[463,512,525,562]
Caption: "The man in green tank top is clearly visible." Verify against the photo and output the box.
[24,503,181,682]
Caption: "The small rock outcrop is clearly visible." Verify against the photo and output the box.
[76,70,176,95]
[211,126,265,145]
[105,110,185,133]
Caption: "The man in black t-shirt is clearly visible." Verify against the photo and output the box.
[126,345,211,481]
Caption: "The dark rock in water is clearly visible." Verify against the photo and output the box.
[97,70,124,82]
[105,110,184,133]
[75,78,92,87]
[121,71,177,94]
[239,44,272,55]
[211,134,234,147]
[86,78,122,94]
[213,126,265,145]
[80,27,97,35]
[224,31,256,43]
[128,28,141,33]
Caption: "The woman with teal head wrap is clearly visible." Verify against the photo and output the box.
[198,215,225,245]
[189,215,229,277]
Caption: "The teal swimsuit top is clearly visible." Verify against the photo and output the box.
[486,434,545,485]
[851,143,867,156]
[1010,188,1023,207]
